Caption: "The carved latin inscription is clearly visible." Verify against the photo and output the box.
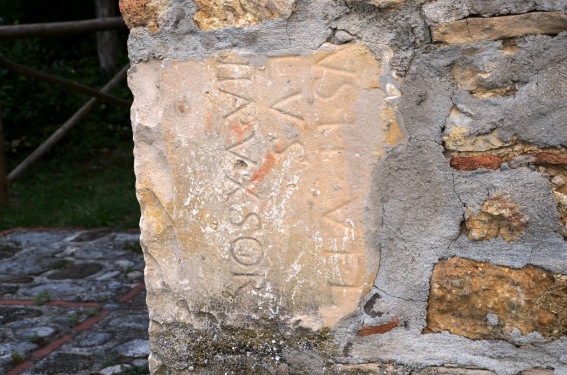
[131,43,403,327]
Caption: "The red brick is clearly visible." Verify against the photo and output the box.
[450,155,502,171]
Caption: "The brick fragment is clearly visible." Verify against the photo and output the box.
[358,318,399,336]
[528,152,567,168]
[449,155,502,171]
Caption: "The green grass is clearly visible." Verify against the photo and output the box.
[48,259,72,270]
[67,313,80,327]
[11,352,24,364]
[0,138,139,230]
[0,5,136,231]
[33,290,51,305]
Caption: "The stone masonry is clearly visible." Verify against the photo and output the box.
[122,0,567,373]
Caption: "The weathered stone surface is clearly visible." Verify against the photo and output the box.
[423,0,567,25]
[332,362,409,374]
[443,128,512,153]
[119,0,171,31]
[432,12,567,44]
[451,64,518,99]
[193,0,297,30]
[444,129,567,239]
[364,0,406,9]
[465,195,528,242]
[426,257,567,341]
[519,370,555,375]
[130,42,402,329]
[413,367,496,375]
[125,0,567,372]
[114,339,150,358]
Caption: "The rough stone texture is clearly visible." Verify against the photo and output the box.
[126,0,567,373]
[119,0,171,31]
[193,0,297,30]
[423,0,567,25]
[130,41,404,347]
[465,195,529,242]
[362,0,406,9]
[426,257,567,341]
[432,12,567,44]
[414,367,496,375]
[443,132,567,240]
[0,230,149,375]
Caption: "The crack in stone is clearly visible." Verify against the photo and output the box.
[374,286,427,303]
[465,18,476,43]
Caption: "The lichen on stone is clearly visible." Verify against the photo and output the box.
[150,320,335,372]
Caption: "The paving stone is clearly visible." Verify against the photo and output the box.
[132,358,149,367]
[0,307,43,325]
[0,342,38,356]
[47,262,103,280]
[23,352,94,375]
[0,254,55,276]
[0,284,19,295]
[5,231,69,247]
[77,332,113,347]
[0,356,13,369]
[107,281,124,291]
[126,271,143,280]
[25,282,90,300]
[95,271,122,281]
[69,229,113,243]
[97,364,132,375]
[21,326,57,339]
[0,241,22,260]
[0,275,33,283]
[114,260,134,269]
[107,314,150,331]
[114,339,150,358]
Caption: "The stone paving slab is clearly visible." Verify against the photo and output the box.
[0,229,149,375]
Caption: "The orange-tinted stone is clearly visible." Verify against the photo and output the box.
[193,0,296,30]
[432,12,567,44]
[130,43,404,329]
[119,0,170,30]
[465,194,528,243]
[426,257,567,341]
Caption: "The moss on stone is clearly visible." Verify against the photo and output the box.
[152,320,336,371]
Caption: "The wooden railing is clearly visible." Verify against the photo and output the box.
[0,17,130,205]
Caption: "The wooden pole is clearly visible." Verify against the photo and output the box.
[0,104,7,205]
[94,0,119,73]
[0,17,126,40]
[0,56,131,108]
[6,64,130,183]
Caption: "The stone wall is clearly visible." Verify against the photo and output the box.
[122,0,567,373]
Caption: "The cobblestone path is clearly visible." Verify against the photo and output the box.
[0,229,149,375]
